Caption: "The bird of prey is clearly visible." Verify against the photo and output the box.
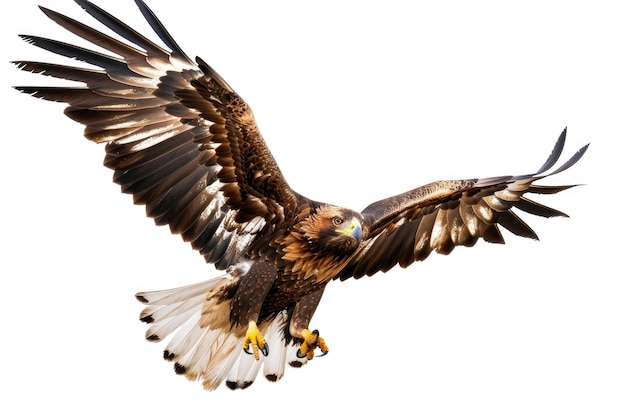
[13,0,588,390]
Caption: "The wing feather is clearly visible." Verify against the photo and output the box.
[339,129,587,279]
[514,197,567,218]
[14,0,299,269]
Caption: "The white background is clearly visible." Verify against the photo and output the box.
[2,0,624,416]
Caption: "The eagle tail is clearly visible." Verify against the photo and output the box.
[136,268,303,390]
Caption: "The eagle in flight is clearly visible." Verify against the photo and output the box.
[14,0,588,390]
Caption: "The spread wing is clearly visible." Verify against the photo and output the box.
[14,0,300,269]
[339,129,588,279]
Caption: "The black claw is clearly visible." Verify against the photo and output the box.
[243,343,269,356]
[317,350,329,357]
[296,329,321,358]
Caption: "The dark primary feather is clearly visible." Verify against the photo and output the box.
[74,0,193,67]
[14,0,300,270]
[535,127,567,174]
[339,130,588,280]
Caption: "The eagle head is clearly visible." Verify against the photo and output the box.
[301,205,363,255]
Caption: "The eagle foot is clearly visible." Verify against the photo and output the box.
[296,329,328,359]
[243,321,269,360]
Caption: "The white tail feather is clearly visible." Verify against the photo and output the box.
[163,311,203,359]
[203,340,242,390]
[179,327,219,378]
[144,302,203,341]
[164,313,205,360]
[141,293,207,323]
[262,311,289,381]
[287,343,309,368]
[226,352,264,389]
[136,278,225,305]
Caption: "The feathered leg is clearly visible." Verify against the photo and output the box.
[288,287,328,360]
[230,262,277,359]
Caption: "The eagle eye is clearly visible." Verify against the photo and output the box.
[332,216,344,227]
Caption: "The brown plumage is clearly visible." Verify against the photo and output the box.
[13,0,588,390]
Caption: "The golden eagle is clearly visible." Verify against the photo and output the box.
[13,0,588,390]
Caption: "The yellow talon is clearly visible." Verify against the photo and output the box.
[297,329,328,359]
[242,321,268,360]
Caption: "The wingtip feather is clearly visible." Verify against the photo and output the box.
[535,127,567,175]
[133,0,193,64]
[547,142,590,177]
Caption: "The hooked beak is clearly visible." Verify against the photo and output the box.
[338,218,363,244]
